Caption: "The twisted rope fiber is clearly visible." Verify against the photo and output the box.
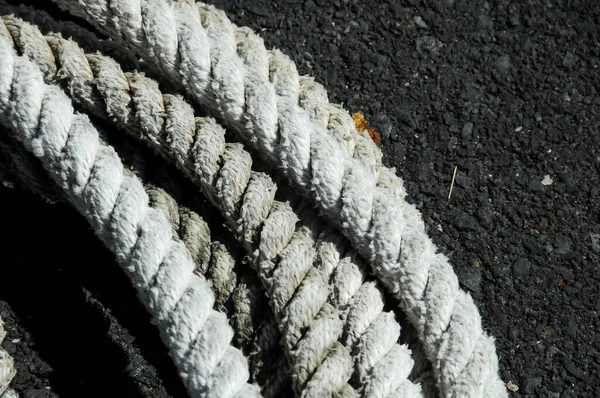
[0,317,16,397]
[0,124,289,396]
[50,0,506,396]
[105,131,275,364]
[0,21,281,398]
[2,14,420,396]
[0,388,15,398]
[0,39,266,398]
[0,12,408,392]
[0,12,422,397]
[0,126,61,201]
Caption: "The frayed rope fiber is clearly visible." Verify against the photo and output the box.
[0,0,510,396]
[0,10,422,397]
[0,316,16,397]
[0,37,261,398]
[49,0,507,396]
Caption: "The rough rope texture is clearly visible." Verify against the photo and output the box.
[0,121,288,395]
[0,38,262,398]
[50,0,506,396]
[0,317,16,397]
[0,11,422,397]
[0,126,61,201]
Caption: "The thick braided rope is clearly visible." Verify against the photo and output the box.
[50,1,505,396]
[11,2,434,391]
[0,38,261,398]
[0,317,16,397]
[137,185,286,396]
[0,128,61,201]
[0,119,288,396]
[0,125,286,395]
[112,136,273,359]
[1,13,421,397]
[0,389,16,398]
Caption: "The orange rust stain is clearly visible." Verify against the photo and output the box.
[352,111,381,146]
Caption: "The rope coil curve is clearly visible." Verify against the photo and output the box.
[0,37,260,398]
[0,317,16,397]
[48,0,506,396]
[0,117,288,396]
[0,11,420,397]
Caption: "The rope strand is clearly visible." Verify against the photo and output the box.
[49,1,505,395]
[0,114,285,395]
[0,316,16,397]
[0,13,420,397]
[0,37,260,398]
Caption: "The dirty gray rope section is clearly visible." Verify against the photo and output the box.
[50,0,508,396]
[1,113,293,396]
[0,38,262,398]
[0,11,421,397]
[0,119,289,396]
[0,316,16,398]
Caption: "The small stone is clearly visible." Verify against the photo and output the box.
[390,143,405,162]
[562,51,579,69]
[326,64,337,84]
[495,54,512,73]
[455,170,474,190]
[476,207,494,229]
[452,211,480,231]
[414,16,429,29]
[458,268,481,292]
[541,175,553,185]
[565,362,585,380]
[478,14,493,30]
[506,381,519,392]
[590,234,600,253]
[37,362,54,377]
[524,377,542,394]
[528,178,543,192]
[513,258,531,278]
[416,36,444,55]
[461,122,473,138]
[399,110,416,129]
[546,345,561,359]
[509,11,521,26]
[554,235,572,255]
[522,236,541,253]
[548,378,564,393]
[373,113,393,140]
[490,264,509,279]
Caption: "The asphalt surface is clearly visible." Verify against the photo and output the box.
[1,0,599,397]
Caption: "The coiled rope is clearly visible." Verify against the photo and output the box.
[0,119,288,396]
[0,38,261,398]
[50,0,505,396]
[0,316,16,397]
[0,12,421,397]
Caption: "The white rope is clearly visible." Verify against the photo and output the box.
[0,389,16,398]
[0,13,420,397]
[0,127,60,202]
[0,317,15,397]
[49,1,506,396]
[0,117,287,396]
[0,37,261,398]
